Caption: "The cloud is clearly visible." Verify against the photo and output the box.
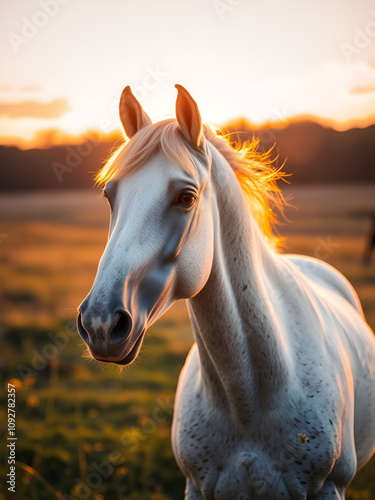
[0,85,42,92]
[21,85,42,92]
[0,99,70,119]
[350,85,375,94]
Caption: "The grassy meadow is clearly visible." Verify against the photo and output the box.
[0,184,375,499]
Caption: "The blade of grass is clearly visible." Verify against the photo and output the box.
[15,460,62,498]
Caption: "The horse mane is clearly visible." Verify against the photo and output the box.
[95,120,287,245]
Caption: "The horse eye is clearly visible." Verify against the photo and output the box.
[177,191,196,207]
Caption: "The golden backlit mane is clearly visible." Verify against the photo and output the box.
[95,120,287,245]
[204,126,287,245]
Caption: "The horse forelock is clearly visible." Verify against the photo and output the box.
[95,119,287,245]
[96,119,199,185]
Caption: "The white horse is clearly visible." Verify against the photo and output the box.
[77,85,375,499]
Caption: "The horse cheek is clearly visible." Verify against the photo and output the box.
[175,223,214,299]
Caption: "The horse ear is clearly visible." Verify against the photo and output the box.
[175,84,203,148]
[119,86,152,139]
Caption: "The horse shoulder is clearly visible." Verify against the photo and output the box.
[284,254,375,471]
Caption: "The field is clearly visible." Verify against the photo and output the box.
[1,184,375,500]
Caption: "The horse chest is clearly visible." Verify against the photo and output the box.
[174,398,253,497]
[173,365,347,499]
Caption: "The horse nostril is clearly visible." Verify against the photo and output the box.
[77,312,89,345]
[108,311,132,346]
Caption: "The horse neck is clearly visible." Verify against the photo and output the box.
[188,147,291,426]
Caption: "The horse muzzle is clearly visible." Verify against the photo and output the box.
[77,306,145,366]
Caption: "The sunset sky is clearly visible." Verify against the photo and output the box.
[1,0,375,148]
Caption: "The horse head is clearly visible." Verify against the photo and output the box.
[77,86,214,365]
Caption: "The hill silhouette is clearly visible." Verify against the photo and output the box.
[0,121,374,192]
[222,119,375,184]
[0,136,120,192]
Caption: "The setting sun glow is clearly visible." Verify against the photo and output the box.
[1,0,375,149]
